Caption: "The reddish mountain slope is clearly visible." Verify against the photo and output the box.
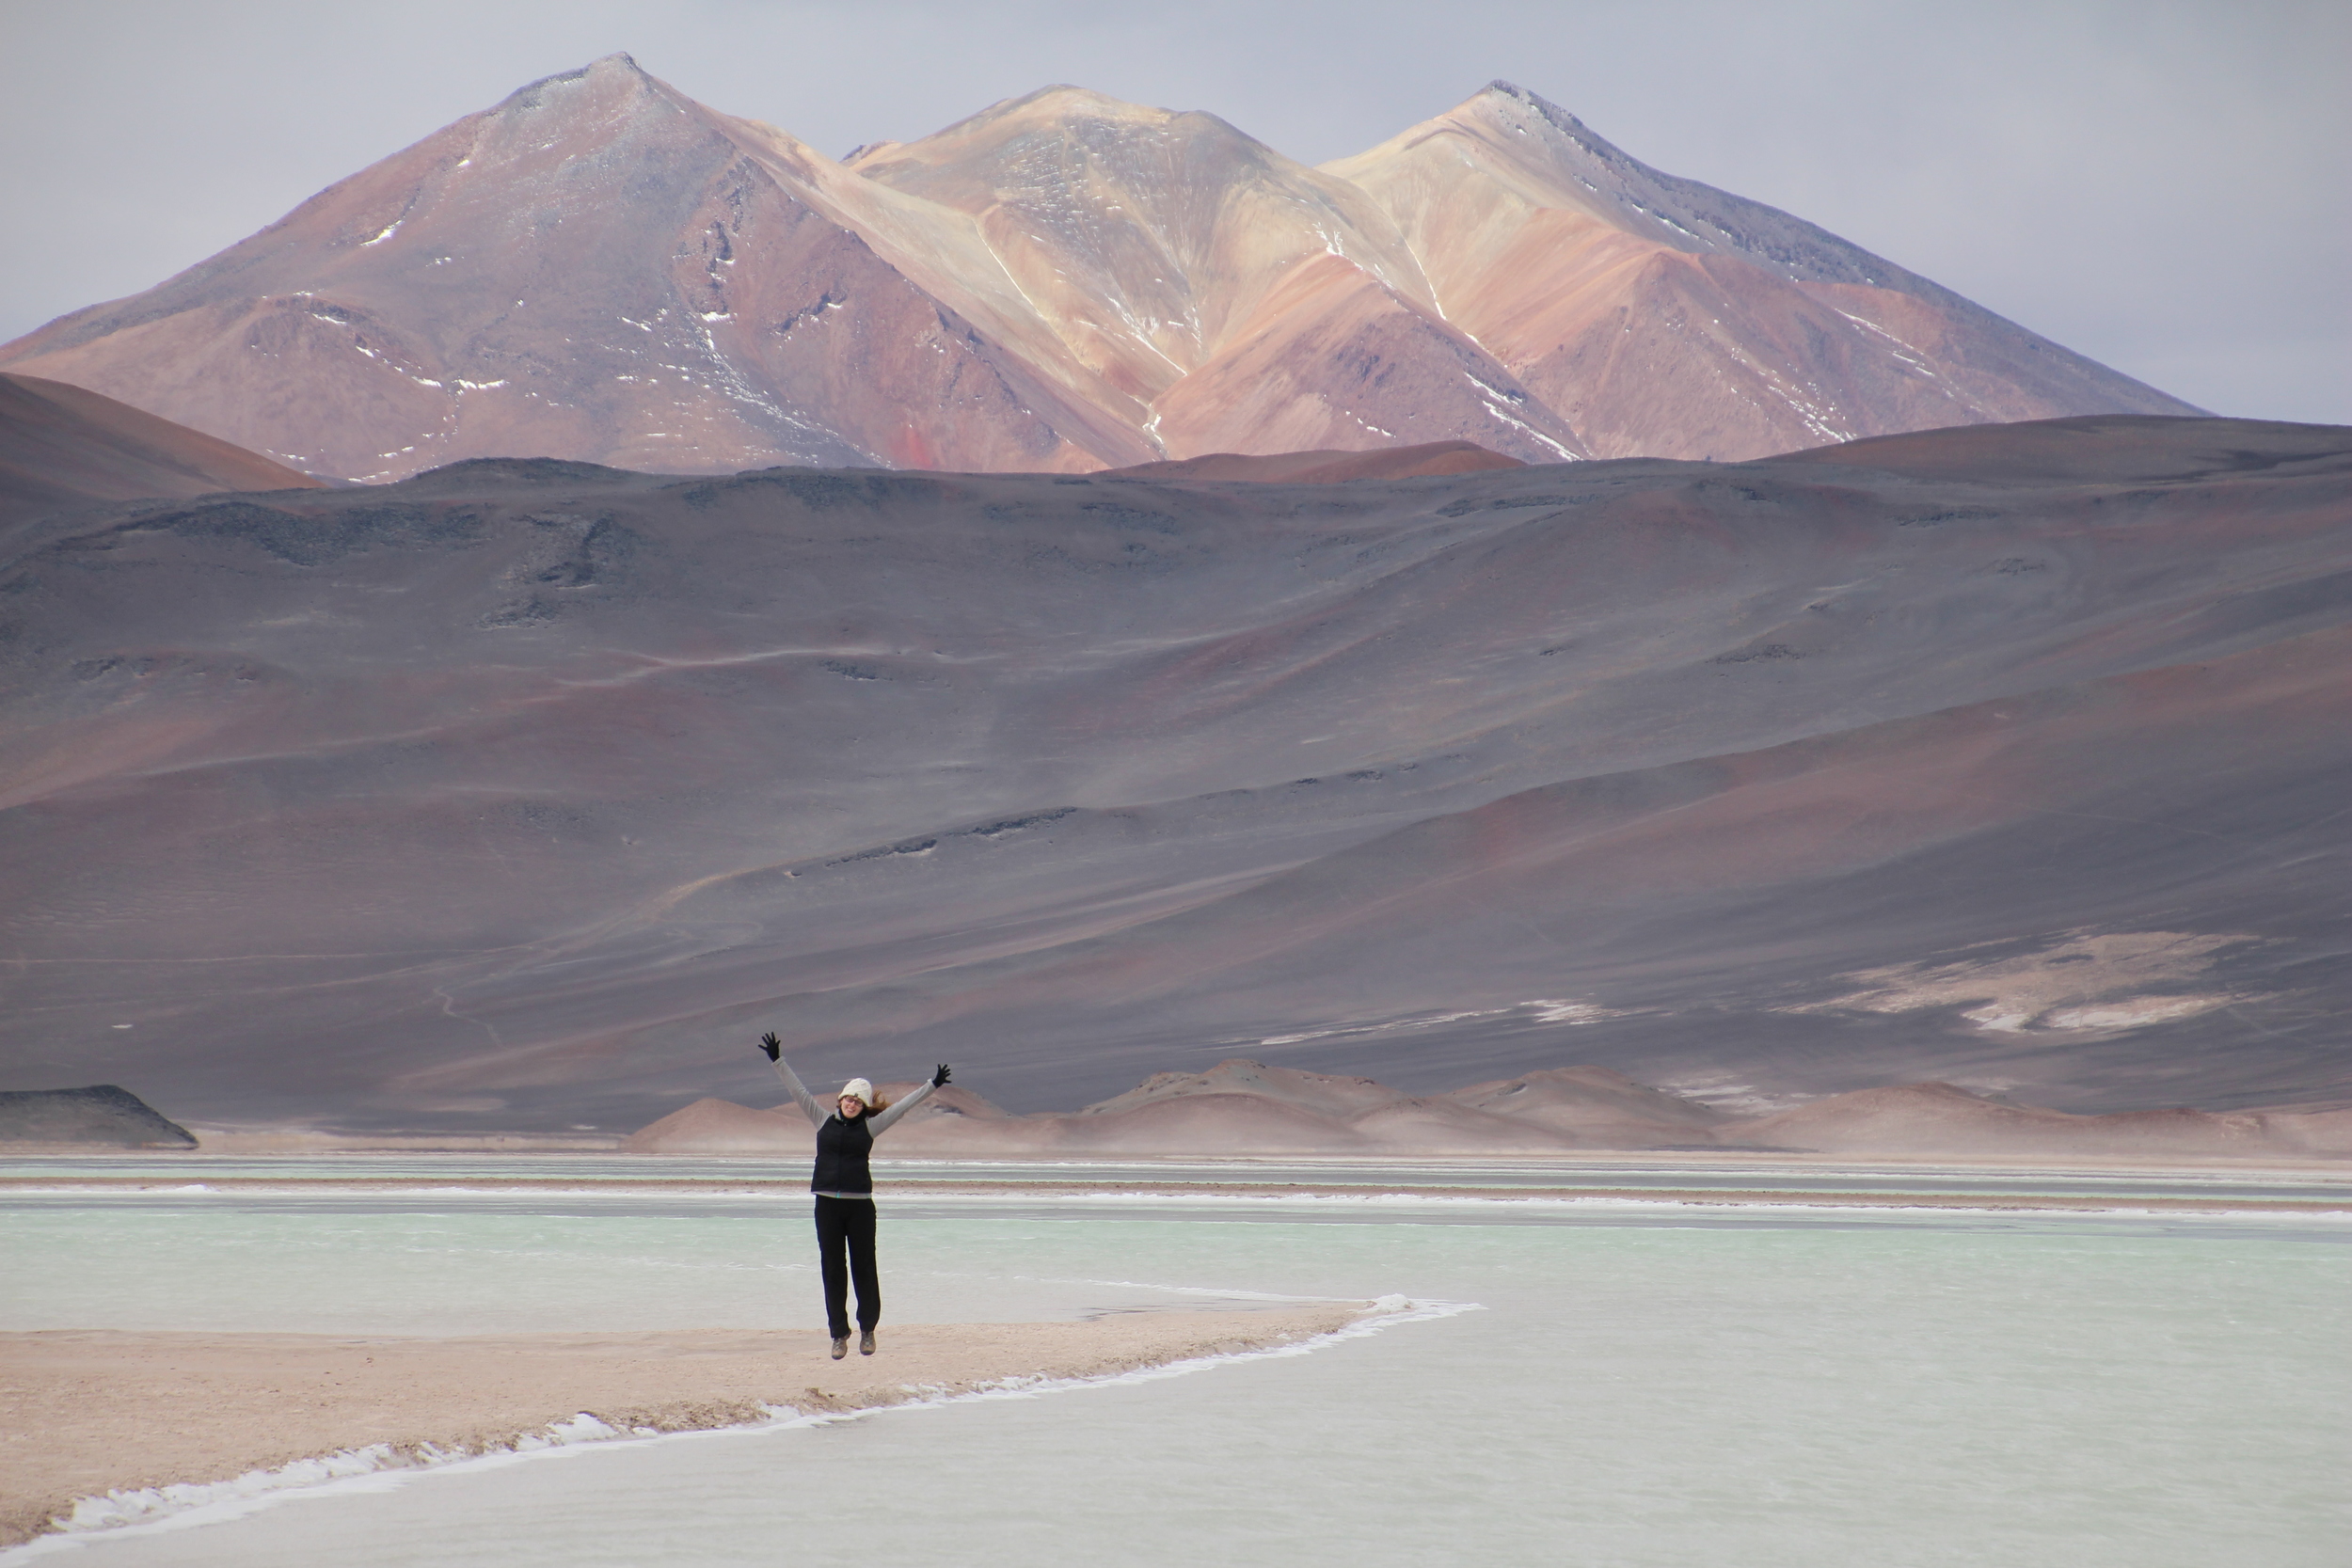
[0,373,320,524]
[0,58,1138,481]
[1,62,2191,481]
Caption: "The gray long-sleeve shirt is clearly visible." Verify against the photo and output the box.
[770,1054,936,1197]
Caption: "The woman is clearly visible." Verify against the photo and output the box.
[761,1032,950,1359]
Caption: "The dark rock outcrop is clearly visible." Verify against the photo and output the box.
[0,1085,198,1148]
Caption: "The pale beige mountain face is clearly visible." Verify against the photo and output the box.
[1327,84,2201,459]
[848,87,1437,398]
[835,88,1583,462]
[0,60,2193,481]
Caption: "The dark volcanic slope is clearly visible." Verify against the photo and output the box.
[0,373,321,526]
[3,417,2347,1130]
[1102,442,1525,483]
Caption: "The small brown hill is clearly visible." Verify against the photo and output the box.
[621,1097,807,1154]
[0,372,319,525]
[627,1060,2352,1161]
[1081,1059,1410,1120]
[1452,1066,1729,1146]
[628,1059,1739,1156]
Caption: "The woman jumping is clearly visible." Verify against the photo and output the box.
[760,1032,950,1359]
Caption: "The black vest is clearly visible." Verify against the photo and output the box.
[812,1112,875,1194]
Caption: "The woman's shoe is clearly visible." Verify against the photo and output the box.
[831,1337,849,1360]
[859,1330,876,1355]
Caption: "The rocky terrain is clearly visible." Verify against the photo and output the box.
[2,413,2345,1132]
[0,57,2193,483]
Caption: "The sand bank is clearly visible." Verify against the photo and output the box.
[0,1305,1363,1548]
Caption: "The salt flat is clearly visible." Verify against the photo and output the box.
[3,1155,2343,1564]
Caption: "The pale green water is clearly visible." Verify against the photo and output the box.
[3,1165,2344,1566]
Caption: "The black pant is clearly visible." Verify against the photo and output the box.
[814,1196,880,1338]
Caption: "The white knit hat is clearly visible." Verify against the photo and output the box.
[838,1078,874,1105]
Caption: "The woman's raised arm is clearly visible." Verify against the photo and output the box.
[760,1033,829,1129]
[866,1064,951,1136]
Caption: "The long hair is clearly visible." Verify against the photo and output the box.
[840,1086,891,1116]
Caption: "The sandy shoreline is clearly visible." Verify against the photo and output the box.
[0,1305,1363,1549]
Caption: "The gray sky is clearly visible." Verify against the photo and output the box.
[4,0,2344,422]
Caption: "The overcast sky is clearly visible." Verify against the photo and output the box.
[4,0,2344,422]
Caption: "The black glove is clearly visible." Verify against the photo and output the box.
[759,1032,782,1062]
[931,1063,952,1087]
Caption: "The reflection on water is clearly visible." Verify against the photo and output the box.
[4,1161,2345,1568]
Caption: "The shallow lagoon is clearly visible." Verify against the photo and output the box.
[4,1160,2345,1566]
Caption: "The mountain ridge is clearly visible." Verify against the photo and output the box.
[2,56,2194,481]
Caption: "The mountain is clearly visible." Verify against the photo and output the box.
[1326,84,2201,460]
[846,86,1588,464]
[0,58,2194,482]
[3,414,2345,1132]
[0,373,321,526]
[0,58,1143,481]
